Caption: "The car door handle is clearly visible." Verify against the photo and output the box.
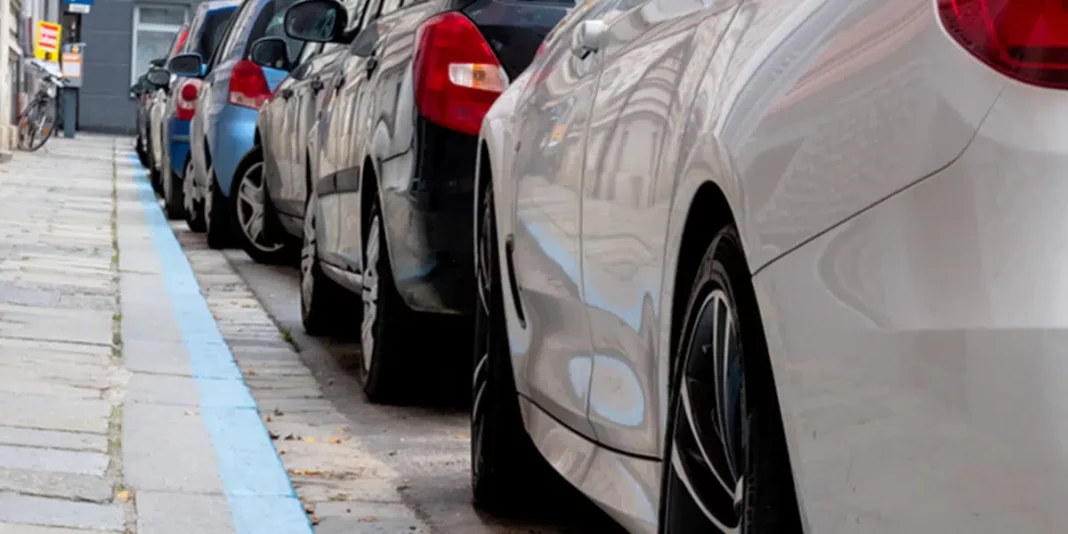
[365,54,379,77]
[311,79,325,92]
[280,88,294,100]
[571,20,607,59]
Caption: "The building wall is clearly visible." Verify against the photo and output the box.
[79,0,197,133]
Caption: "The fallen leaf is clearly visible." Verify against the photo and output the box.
[183,410,196,416]
[279,450,287,455]
[115,490,133,502]
[265,415,273,423]
[360,516,377,522]
[309,515,321,526]
[329,492,348,502]
[284,434,297,441]
[304,436,316,443]
[388,451,396,456]
[246,370,256,376]
[289,469,321,477]
[268,431,280,440]
[454,433,469,440]
[329,437,341,444]
[303,502,315,514]
[273,408,284,416]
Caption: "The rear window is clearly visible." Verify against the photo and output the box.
[198,8,237,59]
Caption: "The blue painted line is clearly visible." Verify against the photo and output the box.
[127,153,314,534]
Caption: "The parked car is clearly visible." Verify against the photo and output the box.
[170,0,306,248]
[158,0,239,222]
[147,26,190,192]
[474,0,1068,531]
[130,73,154,167]
[273,0,571,401]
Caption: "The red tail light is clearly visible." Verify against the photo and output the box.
[176,80,200,121]
[413,12,506,136]
[172,27,189,55]
[938,0,1068,89]
[228,59,271,110]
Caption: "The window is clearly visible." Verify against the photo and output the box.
[199,9,237,60]
[131,4,188,83]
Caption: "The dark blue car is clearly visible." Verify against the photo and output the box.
[160,0,239,220]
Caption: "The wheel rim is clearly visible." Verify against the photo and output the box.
[668,288,748,533]
[236,162,283,252]
[300,200,316,313]
[184,160,195,214]
[471,194,494,479]
[360,214,380,372]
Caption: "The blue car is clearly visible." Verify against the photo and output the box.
[170,0,303,246]
[160,0,238,221]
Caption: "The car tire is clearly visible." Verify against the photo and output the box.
[204,166,231,250]
[136,138,150,168]
[658,226,801,534]
[300,194,359,336]
[358,198,429,404]
[162,158,185,220]
[230,146,293,264]
[184,158,206,233]
[470,187,562,514]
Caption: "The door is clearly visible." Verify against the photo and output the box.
[508,0,620,437]
[579,0,741,458]
[262,44,319,210]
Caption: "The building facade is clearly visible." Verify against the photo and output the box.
[80,0,197,133]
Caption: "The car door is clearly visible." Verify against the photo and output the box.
[268,42,328,216]
[261,47,313,205]
[579,0,742,458]
[507,0,622,438]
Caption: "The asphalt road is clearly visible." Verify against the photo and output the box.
[221,251,628,534]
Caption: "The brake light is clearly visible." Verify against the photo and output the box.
[413,12,506,136]
[228,59,271,110]
[172,28,189,54]
[176,80,199,121]
[938,0,1068,89]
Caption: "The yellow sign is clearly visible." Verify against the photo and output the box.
[35,21,62,61]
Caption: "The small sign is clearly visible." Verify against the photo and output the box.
[35,21,62,61]
[67,3,90,13]
[61,52,81,78]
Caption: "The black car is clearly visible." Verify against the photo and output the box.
[240,0,572,403]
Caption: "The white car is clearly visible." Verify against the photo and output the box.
[473,0,1063,532]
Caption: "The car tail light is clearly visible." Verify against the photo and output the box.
[938,0,1068,89]
[176,80,199,121]
[229,59,271,110]
[413,12,506,136]
[173,27,189,55]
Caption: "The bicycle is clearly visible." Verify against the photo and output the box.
[17,72,66,152]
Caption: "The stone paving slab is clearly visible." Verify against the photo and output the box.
[122,402,226,494]
[0,493,124,532]
[135,492,235,534]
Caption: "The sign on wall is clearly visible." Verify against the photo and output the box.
[34,21,62,62]
[64,0,94,14]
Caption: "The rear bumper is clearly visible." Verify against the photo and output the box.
[755,82,1068,532]
[166,117,191,178]
[379,119,478,315]
[210,105,257,197]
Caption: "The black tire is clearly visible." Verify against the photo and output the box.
[204,166,231,250]
[358,198,429,404]
[658,227,800,534]
[300,194,359,335]
[184,157,206,233]
[470,187,562,514]
[230,146,293,264]
[163,156,185,220]
[136,137,150,167]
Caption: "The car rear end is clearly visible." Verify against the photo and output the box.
[167,2,238,180]
[380,0,573,314]
[754,1,1068,531]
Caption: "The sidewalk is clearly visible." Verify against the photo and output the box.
[0,136,312,533]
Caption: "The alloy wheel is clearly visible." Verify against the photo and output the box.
[360,214,381,372]
[235,162,283,253]
[300,200,317,313]
[668,288,749,533]
[183,159,195,213]
[205,169,215,230]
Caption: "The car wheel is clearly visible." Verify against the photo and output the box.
[163,158,185,220]
[184,158,206,233]
[358,199,427,404]
[136,138,150,168]
[231,147,292,264]
[658,227,800,534]
[470,187,561,514]
[300,194,358,335]
[204,166,231,250]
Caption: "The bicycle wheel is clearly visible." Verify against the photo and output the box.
[18,99,55,152]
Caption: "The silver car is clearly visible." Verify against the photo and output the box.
[474,0,1062,531]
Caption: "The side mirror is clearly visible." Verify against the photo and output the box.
[284,0,347,43]
[150,57,165,68]
[249,37,293,71]
[167,53,204,78]
[145,67,171,88]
